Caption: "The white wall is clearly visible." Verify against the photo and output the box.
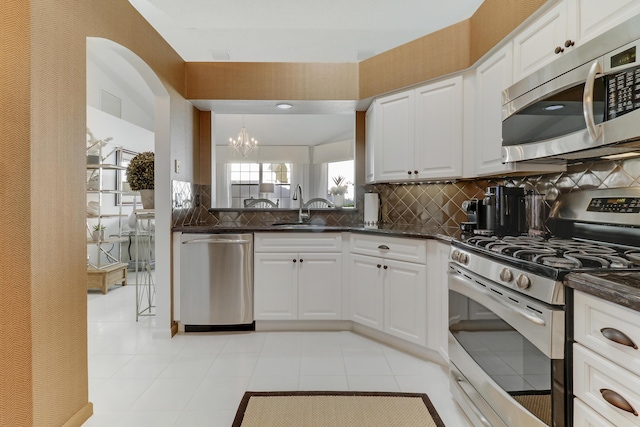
[86,50,155,131]
[86,106,154,264]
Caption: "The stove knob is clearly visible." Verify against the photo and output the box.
[451,250,460,261]
[516,274,531,290]
[459,253,469,265]
[499,268,513,283]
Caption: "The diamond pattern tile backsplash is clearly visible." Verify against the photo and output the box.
[172,157,640,229]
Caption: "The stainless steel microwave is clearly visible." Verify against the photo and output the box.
[502,14,640,162]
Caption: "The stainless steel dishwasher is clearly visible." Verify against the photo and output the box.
[180,233,253,328]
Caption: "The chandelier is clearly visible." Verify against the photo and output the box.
[229,116,258,157]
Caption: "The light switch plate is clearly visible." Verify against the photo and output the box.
[174,159,180,173]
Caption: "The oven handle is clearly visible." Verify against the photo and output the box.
[449,269,546,327]
[450,371,494,427]
[486,289,546,326]
[583,60,603,142]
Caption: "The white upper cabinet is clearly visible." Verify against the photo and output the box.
[513,0,640,81]
[414,76,464,179]
[475,42,514,176]
[513,1,575,82]
[365,103,376,184]
[371,76,464,182]
[573,0,640,46]
[375,90,415,182]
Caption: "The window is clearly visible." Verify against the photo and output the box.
[327,160,354,206]
[230,163,291,208]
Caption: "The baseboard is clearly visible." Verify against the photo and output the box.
[62,402,93,427]
[255,320,352,331]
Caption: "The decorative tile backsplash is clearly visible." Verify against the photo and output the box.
[172,157,640,229]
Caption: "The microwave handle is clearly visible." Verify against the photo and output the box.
[583,60,603,142]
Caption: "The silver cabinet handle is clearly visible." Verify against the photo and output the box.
[583,60,603,142]
[600,388,638,416]
[601,328,638,349]
[183,239,251,244]
[377,245,390,250]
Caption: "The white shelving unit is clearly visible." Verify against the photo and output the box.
[134,209,155,320]
[86,131,129,293]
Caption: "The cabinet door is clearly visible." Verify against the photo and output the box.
[384,259,427,346]
[426,240,450,360]
[513,1,572,81]
[376,91,415,182]
[350,254,384,330]
[575,0,640,46]
[254,252,298,320]
[365,103,376,184]
[298,253,342,320]
[475,42,514,176]
[414,76,464,179]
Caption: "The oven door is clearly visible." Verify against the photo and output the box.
[448,263,565,427]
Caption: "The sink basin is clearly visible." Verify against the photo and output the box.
[271,222,316,227]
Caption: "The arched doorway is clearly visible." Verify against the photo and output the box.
[86,37,172,337]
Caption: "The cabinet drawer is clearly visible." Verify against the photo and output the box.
[255,232,342,253]
[573,343,640,427]
[350,233,427,264]
[574,398,616,427]
[574,291,640,374]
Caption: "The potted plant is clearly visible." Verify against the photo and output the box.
[126,151,155,209]
[92,224,106,242]
[329,175,349,208]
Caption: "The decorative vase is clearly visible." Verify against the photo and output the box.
[139,189,155,209]
[92,230,104,242]
[333,194,345,208]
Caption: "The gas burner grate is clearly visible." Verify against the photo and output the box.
[539,256,582,269]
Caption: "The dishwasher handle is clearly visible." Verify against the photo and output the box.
[182,238,252,245]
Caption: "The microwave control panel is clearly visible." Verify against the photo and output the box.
[606,65,640,120]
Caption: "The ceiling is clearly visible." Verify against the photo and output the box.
[128,0,484,63]
[123,0,484,146]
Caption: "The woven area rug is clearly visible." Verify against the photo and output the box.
[232,391,446,427]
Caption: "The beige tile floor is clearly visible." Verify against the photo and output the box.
[83,280,472,427]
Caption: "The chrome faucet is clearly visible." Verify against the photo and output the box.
[292,184,309,223]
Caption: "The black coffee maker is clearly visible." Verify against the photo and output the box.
[487,185,527,236]
[461,199,482,233]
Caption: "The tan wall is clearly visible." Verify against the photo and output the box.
[0,1,191,426]
[186,62,359,100]
[359,21,471,99]
[470,0,548,64]
[0,3,34,426]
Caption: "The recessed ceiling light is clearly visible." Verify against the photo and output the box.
[276,103,293,110]
[543,104,564,111]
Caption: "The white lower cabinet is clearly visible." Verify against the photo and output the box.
[350,235,428,347]
[297,253,342,319]
[350,253,384,330]
[254,233,343,321]
[254,252,299,320]
[426,240,450,360]
[383,258,427,345]
[573,290,640,427]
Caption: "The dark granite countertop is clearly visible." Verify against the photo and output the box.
[565,272,640,312]
[172,223,461,242]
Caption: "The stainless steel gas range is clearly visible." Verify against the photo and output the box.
[448,188,640,427]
